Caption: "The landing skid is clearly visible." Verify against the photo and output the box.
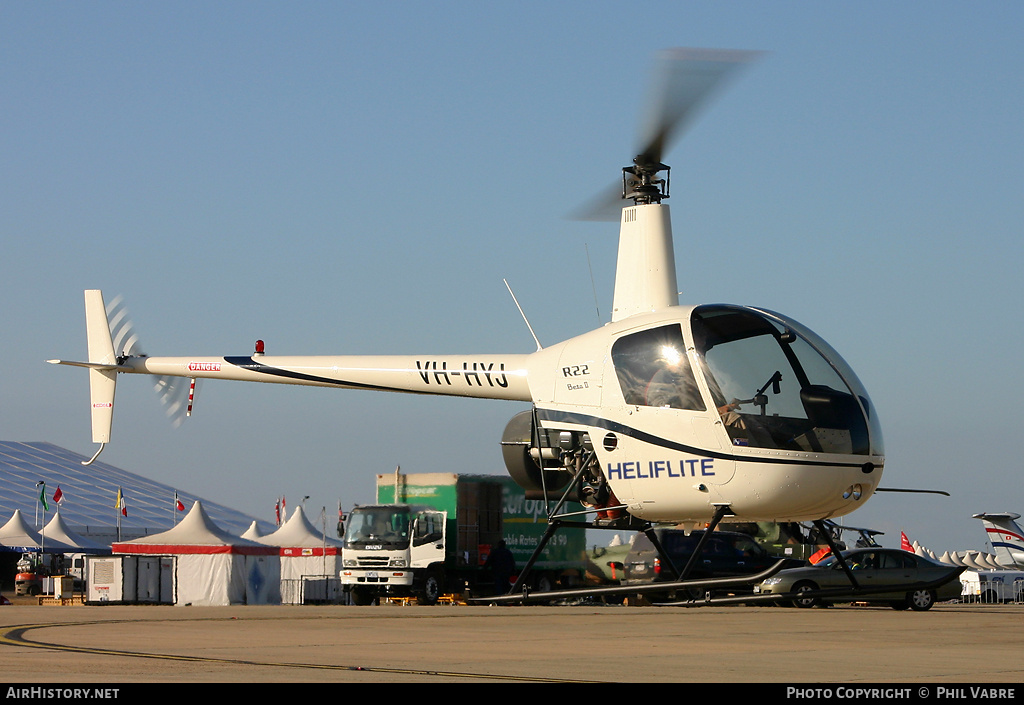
[467,466,961,607]
[471,558,791,605]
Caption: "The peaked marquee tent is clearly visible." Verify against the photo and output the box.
[257,506,343,579]
[42,510,110,553]
[0,510,75,553]
[112,501,280,606]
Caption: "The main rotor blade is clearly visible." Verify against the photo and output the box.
[571,48,764,221]
[635,48,764,167]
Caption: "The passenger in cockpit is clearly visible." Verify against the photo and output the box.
[644,361,701,409]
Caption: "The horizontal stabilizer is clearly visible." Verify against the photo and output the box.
[46,359,124,371]
[973,512,1022,521]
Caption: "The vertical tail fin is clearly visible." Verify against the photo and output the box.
[50,290,191,463]
[84,290,117,462]
[973,512,1024,569]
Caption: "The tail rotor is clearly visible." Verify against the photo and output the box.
[106,294,197,428]
[49,290,196,465]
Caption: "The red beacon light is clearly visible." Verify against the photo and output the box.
[254,339,265,356]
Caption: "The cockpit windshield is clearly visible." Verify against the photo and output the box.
[343,506,411,549]
[690,305,882,455]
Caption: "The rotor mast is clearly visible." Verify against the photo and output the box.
[608,48,762,322]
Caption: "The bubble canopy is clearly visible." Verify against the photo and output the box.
[694,304,882,456]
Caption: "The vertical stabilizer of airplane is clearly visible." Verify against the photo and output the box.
[973,512,1024,569]
[84,289,117,457]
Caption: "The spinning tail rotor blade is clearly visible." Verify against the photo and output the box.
[106,294,143,357]
[153,375,198,427]
[106,294,193,427]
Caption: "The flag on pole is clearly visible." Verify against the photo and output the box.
[53,486,64,505]
[116,487,127,516]
[900,531,913,552]
[275,499,281,525]
[37,481,48,511]
[175,493,185,511]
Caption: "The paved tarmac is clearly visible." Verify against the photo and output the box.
[0,601,1021,684]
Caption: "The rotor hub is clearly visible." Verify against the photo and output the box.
[622,158,670,205]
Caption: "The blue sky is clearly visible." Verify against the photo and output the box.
[2,2,1022,555]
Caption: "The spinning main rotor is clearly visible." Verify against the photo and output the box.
[597,48,764,213]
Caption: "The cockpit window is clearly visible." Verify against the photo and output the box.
[612,324,706,411]
[692,305,874,455]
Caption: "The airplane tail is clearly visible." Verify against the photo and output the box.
[972,512,1024,569]
[49,290,193,465]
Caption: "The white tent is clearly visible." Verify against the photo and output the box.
[42,510,110,554]
[112,501,280,606]
[256,507,342,603]
[240,521,264,541]
[0,510,76,553]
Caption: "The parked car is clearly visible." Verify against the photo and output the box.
[623,529,794,600]
[754,547,964,610]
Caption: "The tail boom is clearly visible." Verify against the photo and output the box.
[120,354,533,401]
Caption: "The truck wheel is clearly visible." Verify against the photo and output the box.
[417,571,443,605]
[533,573,555,593]
[351,588,375,606]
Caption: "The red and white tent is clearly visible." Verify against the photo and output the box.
[112,501,279,605]
[256,506,342,581]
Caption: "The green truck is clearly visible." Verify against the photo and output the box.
[339,472,587,605]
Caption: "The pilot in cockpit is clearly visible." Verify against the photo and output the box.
[689,324,747,431]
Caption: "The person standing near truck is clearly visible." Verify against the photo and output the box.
[485,540,516,595]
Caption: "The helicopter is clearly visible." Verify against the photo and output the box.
[50,49,889,600]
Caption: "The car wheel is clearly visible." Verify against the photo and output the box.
[907,588,936,611]
[792,580,820,608]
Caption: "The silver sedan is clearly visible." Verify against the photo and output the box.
[754,548,964,610]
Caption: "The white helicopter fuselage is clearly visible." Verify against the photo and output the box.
[52,47,887,530]
[111,295,884,526]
